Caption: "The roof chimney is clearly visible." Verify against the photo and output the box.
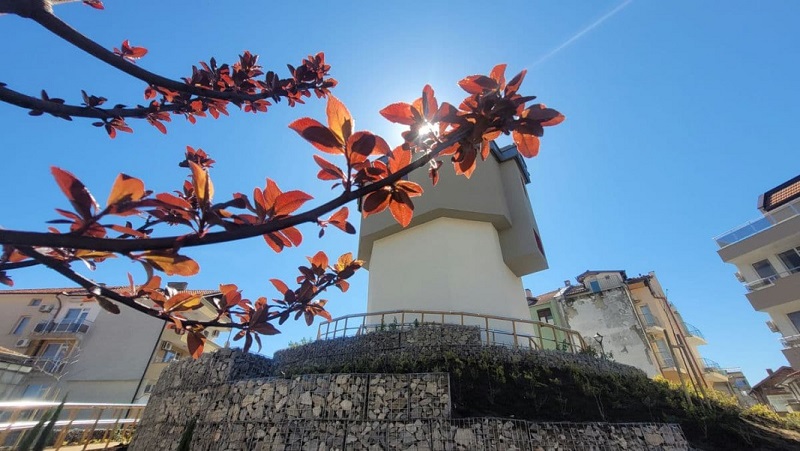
[564,280,572,287]
[767,368,774,376]
[525,289,533,297]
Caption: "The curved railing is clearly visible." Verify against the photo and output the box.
[682,322,705,340]
[316,310,588,353]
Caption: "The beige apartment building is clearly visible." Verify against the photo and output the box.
[0,284,223,404]
[532,270,739,397]
[714,174,800,371]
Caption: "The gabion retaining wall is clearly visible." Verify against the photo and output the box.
[130,326,689,450]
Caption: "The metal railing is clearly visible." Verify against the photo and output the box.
[682,322,705,340]
[316,310,588,353]
[32,319,93,336]
[26,357,68,375]
[744,265,800,291]
[0,401,144,450]
[780,334,800,348]
[714,202,800,248]
[641,313,662,328]
[702,358,726,375]
[654,351,675,369]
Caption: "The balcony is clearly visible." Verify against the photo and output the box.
[780,335,800,370]
[714,202,800,249]
[702,358,729,383]
[26,357,68,375]
[31,319,92,338]
[745,269,800,311]
[641,313,665,334]
[683,322,707,346]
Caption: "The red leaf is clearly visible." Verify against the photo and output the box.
[313,155,345,181]
[389,192,414,227]
[107,173,146,207]
[347,131,389,164]
[326,94,353,144]
[379,103,416,125]
[136,251,200,276]
[388,146,412,174]
[490,64,507,89]
[270,278,290,295]
[504,70,527,96]
[458,75,499,94]
[308,251,329,269]
[512,130,540,158]
[282,226,303,247]
[189,161,214,204]
[273,191,313,216]
[82,0,104,10]
[362,190,391,215]
[421,85,437,121]
[187,331,205,359]
[288,118,342,154]
[51,167,98,219]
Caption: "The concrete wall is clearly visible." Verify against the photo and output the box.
[562,288,659,377]
[366,217,533,324]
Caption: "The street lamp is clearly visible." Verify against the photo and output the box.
[593,332,605,358]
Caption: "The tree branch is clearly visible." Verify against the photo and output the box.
[0,85,178,119]
[19,245,245,329]
[0,128,468,252]
[28,8,305,103]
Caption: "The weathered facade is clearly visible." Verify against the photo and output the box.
[532,271,734,395]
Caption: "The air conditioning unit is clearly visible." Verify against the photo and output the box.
[767,321,780,333]
[39,305,54,313]
[161,341,173,351]
[15,339,30,348]
[735,272,746,283]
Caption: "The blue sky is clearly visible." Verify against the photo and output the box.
[1,1,798,385]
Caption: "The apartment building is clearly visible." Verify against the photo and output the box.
[0,284,223,404]
[531,270,734,395]
[714,174,800,370]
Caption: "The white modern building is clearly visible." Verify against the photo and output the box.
[715,174,800,370]
[358,142,548,333]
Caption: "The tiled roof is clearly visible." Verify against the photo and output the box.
[759,174,800,212]
[529,289,560,306]
[751,366,795,391]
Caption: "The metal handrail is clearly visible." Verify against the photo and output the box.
[316,309,588,353]
[702,358,726,374]
[32,319,93,335]
[683,322,705,340]
[714,202,800,248]
[0,401,144,450]
[744,265,800,291]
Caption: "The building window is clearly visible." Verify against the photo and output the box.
[778,248,800,274]
[11,317,30,335]
[28,299,42,307]
[538,308,554,324]
[639,305,657,327]
[752,259,778,281]
[788,311,800,333]
[21,384,50,400]
[161,351,177,363]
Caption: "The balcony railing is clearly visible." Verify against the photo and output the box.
[714,202,800,248]
[780,334,800,348]
[26,357,68,375]
[654,350,676,368]
[32,319,92,336]
[683,322,705,340]
[744,265,800,291]
[641,313,662,328]
[317,310,588,353]
[0,401,143,450]
[702,358,726,375]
